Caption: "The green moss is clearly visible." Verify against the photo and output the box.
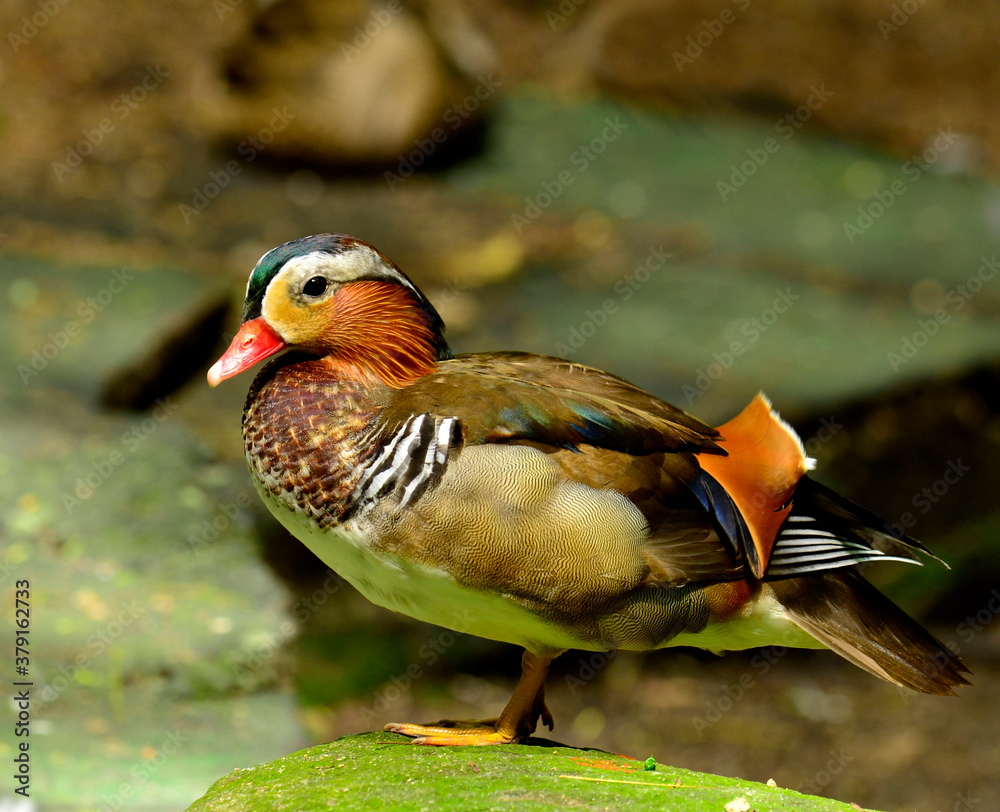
[188,731,877,812]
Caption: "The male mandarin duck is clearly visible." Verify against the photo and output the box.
[208,233,968,746]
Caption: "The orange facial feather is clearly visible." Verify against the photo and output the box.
[321,281,439,388]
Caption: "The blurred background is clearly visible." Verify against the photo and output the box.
[1,0,999,809]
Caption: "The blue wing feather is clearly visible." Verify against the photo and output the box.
[686,469,758,574]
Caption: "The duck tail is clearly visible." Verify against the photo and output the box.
[697,394,971,694]
[766,476,969,695]
[769,568,970,695]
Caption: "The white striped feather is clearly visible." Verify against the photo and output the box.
[354,414,458,514]
[766,515,919,578]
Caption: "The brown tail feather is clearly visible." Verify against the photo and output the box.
[769,570,971,695]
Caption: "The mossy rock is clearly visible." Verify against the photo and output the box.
[188,731,875,811]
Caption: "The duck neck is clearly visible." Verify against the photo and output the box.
[319,281,450,389]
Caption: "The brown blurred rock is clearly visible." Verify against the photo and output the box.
[568,0,998,173]
[435,0,999,173]
[215,0,475,166]
[0,0,242,203]
[2,0,999,254]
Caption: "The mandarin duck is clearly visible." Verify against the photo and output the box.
[208,234,968,746]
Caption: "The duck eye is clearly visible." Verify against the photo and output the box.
[302,276,328,297]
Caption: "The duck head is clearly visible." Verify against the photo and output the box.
[208,234,451,388]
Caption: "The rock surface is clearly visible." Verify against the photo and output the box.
[216,0,476,166]
[187,731,876,811]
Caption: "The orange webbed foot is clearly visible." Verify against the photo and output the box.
[385,651,554,746]
[384,718,516,746]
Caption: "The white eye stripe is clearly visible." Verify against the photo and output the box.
[280,248,419,294]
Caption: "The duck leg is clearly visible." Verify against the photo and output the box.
[385,650,554,745]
